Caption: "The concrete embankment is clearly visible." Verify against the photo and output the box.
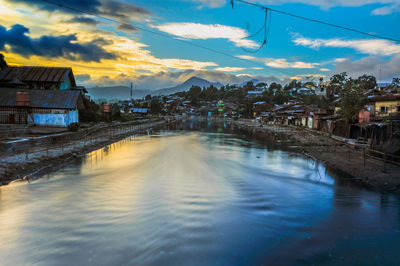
[233,120,400,194]
[0,118,172,185]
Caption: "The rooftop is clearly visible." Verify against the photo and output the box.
[0,88,81,109]
[0,66,76,86]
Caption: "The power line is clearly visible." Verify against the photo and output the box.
[241,8,270,53]
[37,0,297,77]
[235,0,400,43]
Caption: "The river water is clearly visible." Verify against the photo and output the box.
[0,124,399,265]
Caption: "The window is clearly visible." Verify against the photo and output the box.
[397,106,400,112]
[380,106,388,114]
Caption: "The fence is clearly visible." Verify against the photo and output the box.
[0,119,171,161]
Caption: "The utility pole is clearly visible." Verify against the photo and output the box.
[130,82,133,104]
[379,64,382,83]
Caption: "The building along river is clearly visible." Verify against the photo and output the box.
[0,121,399,265]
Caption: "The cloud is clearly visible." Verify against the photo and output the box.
[293,36,400,56]
[332,55,400,81]
[0,24,116,62]
[214,67,245,72]
[191,0,400,14]
[117,23,139,33]
[320,68,330,71]
[75,74,91,82]
[189,0,226,8]
[238,55,319,69]
[7,0,101,13]
[371,3,400,15]
[5,0,151,22]
[63,17,100,26]
[152,22,258,48]
[87,69,287,90]
[99,0,151,22]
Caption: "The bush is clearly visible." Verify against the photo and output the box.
[68,122,80,132]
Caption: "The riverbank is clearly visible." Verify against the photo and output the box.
[0,118,172,185]
[231,119,400,194]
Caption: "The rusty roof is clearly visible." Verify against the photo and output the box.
[0,88,80,109]
[368,93,400,102]
[0,66,76,86]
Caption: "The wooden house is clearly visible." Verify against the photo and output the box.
[0,89,83,127]
[0,66,76,90]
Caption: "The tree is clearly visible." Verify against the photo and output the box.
[339,78,367,123]
[241,100,254,118]
[355,74,377,92]
[329,72,347,94]
[266,82,282,96]
[188,85,202,105]
[244,81,256,92]
[256,82,268,91]
[145,94,152,101]
[284,79,300,91]
[0,53,8,69]
[150,99,162,114]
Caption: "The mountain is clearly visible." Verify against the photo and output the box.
[235,79,263,87]
[87,76,223,101]
[87,86,151,101]
[154,76,223,96]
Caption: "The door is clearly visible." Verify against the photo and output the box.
[9,114,15,124]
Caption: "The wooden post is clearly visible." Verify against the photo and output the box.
[383,153,387,173]
[363,147,366,167]
[348,146,350,161]
[334,143,336,159]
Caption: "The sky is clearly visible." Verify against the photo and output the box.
[0,0,399,90]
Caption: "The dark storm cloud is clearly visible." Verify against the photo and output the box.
[0,24,117,62]
[64,17,101,26]
[116,23,139,32]
[7,0,102,14]
[99,0,151,21]
[7,0,151,22]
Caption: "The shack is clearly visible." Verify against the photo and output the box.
[0,89,83,127]
[0,66,76,90]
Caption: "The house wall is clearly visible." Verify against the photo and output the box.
[307,117,313,129]
[60,76,72,90]
[30,110,78,127]
[359,110,370,123]
[0,107,27,124]
[375,100,400,117]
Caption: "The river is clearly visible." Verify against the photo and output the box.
[0,123,399,265]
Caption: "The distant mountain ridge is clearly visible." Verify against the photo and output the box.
[87,76,224,100]
[87,76,271,101]
[87,86,151,101]
[156,76,223,96]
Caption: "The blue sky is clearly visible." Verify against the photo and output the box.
[0,0,399,89]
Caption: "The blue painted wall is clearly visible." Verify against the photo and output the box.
[32,110,78,127]
[59,76,72,90]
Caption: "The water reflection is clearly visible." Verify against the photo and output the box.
[0,129,399,265]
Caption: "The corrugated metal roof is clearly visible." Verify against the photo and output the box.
[130,108,148,113]
[0,88,80,109]
[368,93,400,102]
[0,66,75,84]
